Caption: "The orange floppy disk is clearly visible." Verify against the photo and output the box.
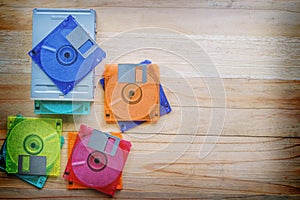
[103,63,160,123]
[67,132,123,190]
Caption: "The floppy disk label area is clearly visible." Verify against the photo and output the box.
[118,64,147,83]
[18,155,47,175]
[66,26,97,59]
[88,130,120,157]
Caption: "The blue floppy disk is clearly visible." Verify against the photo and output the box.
[30,9,99,101]
[29,14,106,95]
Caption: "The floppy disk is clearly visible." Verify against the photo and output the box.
[63,124,131,196]
[34,100,90,115]
[5,116,62,176]
[66,132,123,190]
[30,8,104,100]
[103,62,160,123]
[0,136,47,188]
[101,60,171,132]
[29,13,106,96]
[0,115,65,188]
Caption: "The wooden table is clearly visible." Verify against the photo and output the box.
[0,1,299,199]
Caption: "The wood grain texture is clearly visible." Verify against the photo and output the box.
[0,0,299,199]
[0,134,299,198]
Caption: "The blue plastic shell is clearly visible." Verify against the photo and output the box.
[29,15,106,95]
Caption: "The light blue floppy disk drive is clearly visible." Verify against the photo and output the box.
[30,8,103,114]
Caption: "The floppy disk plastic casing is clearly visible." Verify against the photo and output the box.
[66,132,123,190]
[103,63,160,122]
[31,8,97,101]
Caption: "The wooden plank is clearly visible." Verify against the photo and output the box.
[0,102,299,137]
[95,8,300,37]
[0,135,299,198]
[1,30,300,80]
[1,0,300,11]
[0,5,300,37]
[97,33,300,80]
[1,74,300,109]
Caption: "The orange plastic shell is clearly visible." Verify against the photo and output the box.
[103,64,160,123]
[67,132,123,190]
